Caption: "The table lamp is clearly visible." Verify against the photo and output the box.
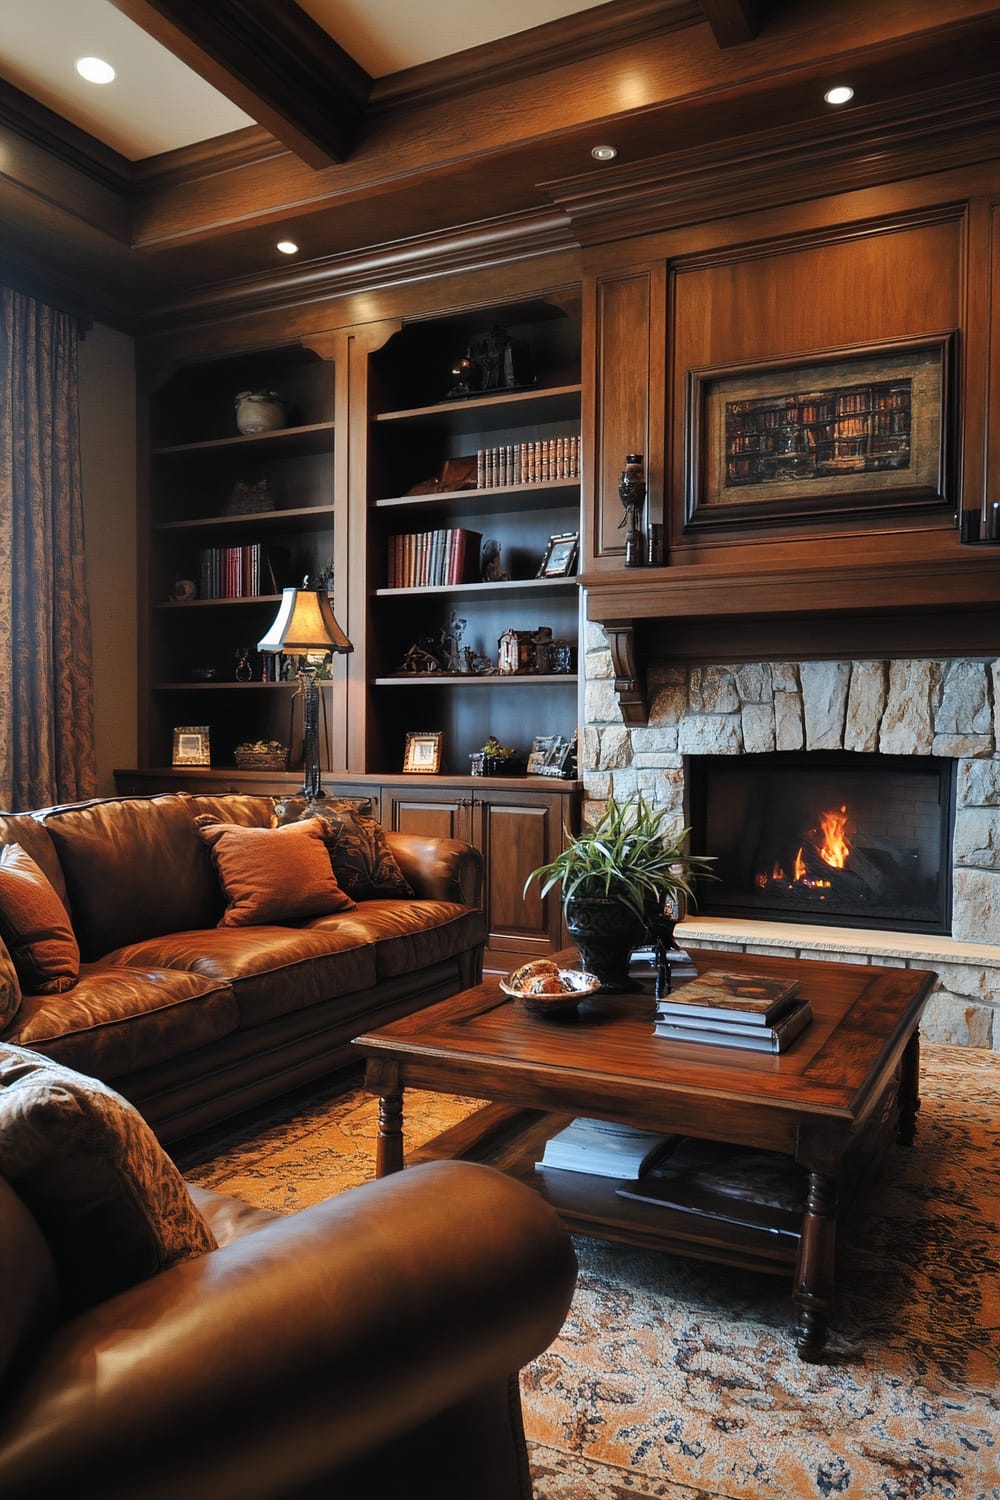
[257,582,353,800]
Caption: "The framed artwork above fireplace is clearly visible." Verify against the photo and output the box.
[684,332,952,531]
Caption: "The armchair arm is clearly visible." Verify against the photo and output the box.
[387,832,483,907]
[0,1161,576,1500]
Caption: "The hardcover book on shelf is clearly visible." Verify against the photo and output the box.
[535,1117,678,1179]
[653,998,813,1053]
[658,970,800,1027]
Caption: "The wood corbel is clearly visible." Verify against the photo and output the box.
[603,619,648,726]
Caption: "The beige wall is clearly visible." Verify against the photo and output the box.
[78,322,137,794]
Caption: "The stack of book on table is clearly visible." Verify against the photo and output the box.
[654,970,812,1053]
[535,1118,678,1180]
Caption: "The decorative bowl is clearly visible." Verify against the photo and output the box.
[499,967,601,1016]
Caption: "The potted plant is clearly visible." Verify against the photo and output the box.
[524,787,715,991]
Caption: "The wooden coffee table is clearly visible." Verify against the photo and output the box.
[353,948,935,1359]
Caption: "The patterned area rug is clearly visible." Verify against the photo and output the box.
[180,1044,1000,1500]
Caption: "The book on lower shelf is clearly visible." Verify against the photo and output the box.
[535,1117,678,1179]
[658,970,800,1027]
[653,999,813,1053]
[615,1137,806,1238]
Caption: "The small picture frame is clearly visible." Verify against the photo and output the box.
[403,730,443,774]
[172,725,211,767]
[537,531,579,578]
[527,734,559,775]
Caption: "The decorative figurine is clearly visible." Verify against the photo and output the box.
[399,640,442,674]
[618,452,647,568]
[234,646,253,682]
[437,611,467,673]
[463,646,493,674]
[497,629,520,675]
[480,538,508,581]
[468,325,533,393]
[446,350,477,400]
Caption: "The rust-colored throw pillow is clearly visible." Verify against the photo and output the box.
[302,802,415,901]
[0,844,80,996]
[195,816,356,926]
[0,1043,216,1313]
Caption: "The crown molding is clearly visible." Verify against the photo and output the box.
[542,74,1000,244]
[133,207,579,335]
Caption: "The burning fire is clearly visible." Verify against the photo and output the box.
[754,804,850,892]
[817,805,850,868]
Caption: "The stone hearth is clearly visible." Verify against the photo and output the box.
[582,638,1000,1051]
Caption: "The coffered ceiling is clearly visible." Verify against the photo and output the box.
[1,0,998,330]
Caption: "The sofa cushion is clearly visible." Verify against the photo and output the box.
[309,900,487,979]
[301,802,415,902]
[0,1043,216,1313]
[0,934,22,1029]
[41,796,231,958]
[0,844,80,995]
[195,817,356,926]
[4,964,239,1079]
[104,924,378,1028]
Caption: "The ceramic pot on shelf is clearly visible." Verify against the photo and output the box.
[234,390,287,435]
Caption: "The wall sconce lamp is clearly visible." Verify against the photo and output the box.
[257,582,353,800]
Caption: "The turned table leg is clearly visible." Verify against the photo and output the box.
[376,1089,404,1177]
[794,1169,838,1361]
[898,1028,921,1146]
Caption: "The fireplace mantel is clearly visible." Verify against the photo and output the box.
[582,553,1000,723]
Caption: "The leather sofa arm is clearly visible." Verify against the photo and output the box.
[387,832,483,907]
[0,1161,576,1500]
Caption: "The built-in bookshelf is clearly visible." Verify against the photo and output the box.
[363,295,584,780]
[142,345,335,771]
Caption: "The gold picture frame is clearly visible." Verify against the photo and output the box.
[403,730,443,774]
[685,333,952,529]
[172,724,211,767]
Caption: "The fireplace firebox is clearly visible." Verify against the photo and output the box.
[688,751,954,934]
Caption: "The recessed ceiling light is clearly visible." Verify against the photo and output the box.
[824,85,855,106]
[276,240,299,256]
[591,144,618,162]
[75,56,116,85]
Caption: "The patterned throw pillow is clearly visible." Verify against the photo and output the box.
[0,843,80,995]
[0,1043,217,1312]
[195,816,356,926]
[0,934,22,1029]
[302,802,415,901]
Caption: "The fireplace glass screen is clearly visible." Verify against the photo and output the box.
[689,752,953,933]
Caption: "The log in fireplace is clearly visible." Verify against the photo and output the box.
[688,751,954,934]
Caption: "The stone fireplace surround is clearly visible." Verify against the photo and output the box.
[582,640,1000,1051]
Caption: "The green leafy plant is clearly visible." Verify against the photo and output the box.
[524,787,715,923]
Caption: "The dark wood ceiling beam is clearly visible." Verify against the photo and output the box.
[107,0,372,168]
[700,0,764,48]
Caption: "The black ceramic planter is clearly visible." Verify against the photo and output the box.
[564,895,647,992]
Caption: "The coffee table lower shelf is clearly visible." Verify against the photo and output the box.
[407,1102,801,1277]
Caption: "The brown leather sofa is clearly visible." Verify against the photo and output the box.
[0,1158,578,1499]
[0,792,486,1143]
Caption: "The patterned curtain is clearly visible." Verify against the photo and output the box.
[0,286,97,811]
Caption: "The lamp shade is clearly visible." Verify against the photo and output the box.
[257,587,353,656]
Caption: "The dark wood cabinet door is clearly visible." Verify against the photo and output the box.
[472,785,576,971]
[383,786,474,844]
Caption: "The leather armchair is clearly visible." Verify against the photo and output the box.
[0,1160,577,1499]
